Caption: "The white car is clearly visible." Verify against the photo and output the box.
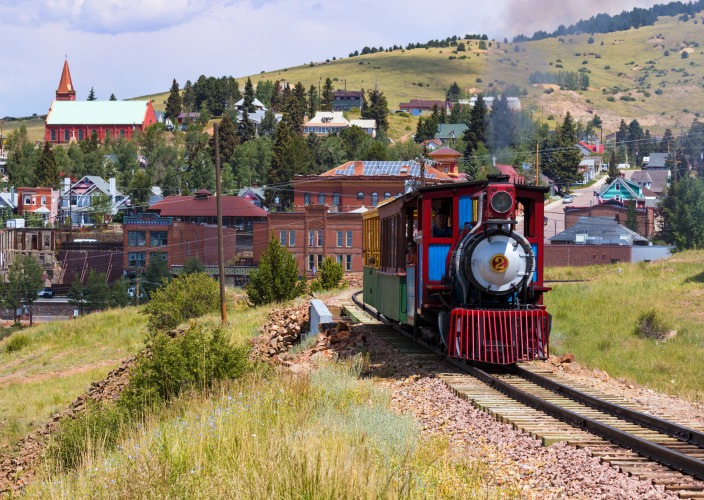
[562,195,575,204]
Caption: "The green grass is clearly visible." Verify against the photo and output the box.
[29,360,505,498]
[0,308,147,450]
[544,251,704,401]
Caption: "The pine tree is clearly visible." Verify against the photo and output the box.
[165,79,183,122]
[237,110,256,143]
[245,237,306,306]
[109,93,117,101]
[307,84,318,118]
[243,77,255,113]
[182,80,195,112]
[259,107,277,138]
[541,112,582,189]
[321,78,334,111]
[35,142,60,188]
[361,88,389,134]
[216,115,240,163]
[463,94,487,156]
[87,87,96,101]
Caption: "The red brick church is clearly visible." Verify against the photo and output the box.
[44,59,157,144]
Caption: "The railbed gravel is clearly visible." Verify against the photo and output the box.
[359,324,675,499]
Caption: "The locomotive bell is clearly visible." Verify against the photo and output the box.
[468,232,533,294]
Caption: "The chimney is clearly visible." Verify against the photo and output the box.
[64,177,71,192]
[492,156,496,167]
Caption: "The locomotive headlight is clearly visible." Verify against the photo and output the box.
[490,191,513,214]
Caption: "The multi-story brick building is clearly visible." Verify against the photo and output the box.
[122,213,237,274]
[253,205,363,275]
[17,187,60,225]
[292,160,456,212]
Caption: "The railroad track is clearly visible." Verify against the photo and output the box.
[347,292,704,499]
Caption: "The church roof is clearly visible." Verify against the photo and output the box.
[46,100,153,125]
[56,59,76,97]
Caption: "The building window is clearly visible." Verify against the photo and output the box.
[24,196,31,205]
[105,130,111,140]
[346,254,352,271]
[128,252,146,268]
[289,230,296,246]
[50,129,56,141]
[128,231,146,247]
[615,183,620,191]
[332,193,340,206]
[304,192,311,206]
[78,130,84,140]
[337,255,343,265]
[317,255,324,268]
[308,230,323,247]
[64,129,70,142]
[308,255,322,270]
[318,193,325,205]
[346,230,352,247]
[371,192,378,207]
[337,231,343,247]
[150,231,168,247]
[280,230,287,246]
[384,192,391,199]
[357,192,364,201]
[120,129,125,138]
[91,129,97,138]
[235,217,245,230]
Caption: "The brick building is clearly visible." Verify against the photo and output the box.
[292,160,456,212]
[45,59,157,144]
[253,205,363,275]
[122,213,237,274]
[0,228,56,280]
[564,200,656,239]
[17,187,60,225]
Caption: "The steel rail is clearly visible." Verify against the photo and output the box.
[350,291,704,481]
[511,365,704,450]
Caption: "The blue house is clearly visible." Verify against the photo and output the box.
[598,177,656,208]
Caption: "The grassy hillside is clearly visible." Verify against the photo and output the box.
[10,10,704,142]
[545,251,704,400]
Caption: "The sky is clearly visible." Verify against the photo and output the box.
[0,0,664,118]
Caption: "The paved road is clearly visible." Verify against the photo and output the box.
[544,175,608,241]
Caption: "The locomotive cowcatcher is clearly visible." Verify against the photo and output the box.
[362,175,551,365]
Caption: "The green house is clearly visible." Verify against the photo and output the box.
[598,177,647,208]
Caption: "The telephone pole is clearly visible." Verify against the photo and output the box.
[214,123,227,324]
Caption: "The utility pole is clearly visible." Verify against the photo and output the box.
[535,143,540,186]
[214,123,227,324]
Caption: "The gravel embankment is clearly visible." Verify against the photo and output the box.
[360,326,676,499]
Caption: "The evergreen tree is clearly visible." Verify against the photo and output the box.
[259,107,277,138]
[243,77,256,113]
[182,80,196,112]
[661,174,704,250]
[237,110,256,143]
[35,142,60,188]
[361,88,389,134]
[270,80,283,112]
[255,79,275,107]
[87,87,96,101]
[165,79,183,122]
[109,93,117,101]
[84,270,109,313]
[6,126,37,187]
[321,78,334,111]
[110,277,131,308]
[127,169,153,211]
[606,147,619,184]
[307,84,319,118]
[541,112,582,190]
[486,95,514,151]
[245,237,306,306]
[625,200,639,233]
[68,274,85,315]
[216,115,240,163]
[6,255,44,325]
[463,94,487,157]
[143,257,171,299]
[446,81,462,102]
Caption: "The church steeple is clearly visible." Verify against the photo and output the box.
[56,59,76,101]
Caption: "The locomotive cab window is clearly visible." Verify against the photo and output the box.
[431,199,453,238]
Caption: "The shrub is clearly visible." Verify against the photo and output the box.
[246,237,306,306]
[182,257,206,275]
[636,309,671,340]
[604,65,611,70]
[310,257,344,292]
[122,323,249,407]
[4,333,30,353]
[142,273,220,334]
[607,96,616,102]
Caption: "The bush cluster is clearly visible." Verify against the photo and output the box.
[636,309,671,339]
[310,257,345,293]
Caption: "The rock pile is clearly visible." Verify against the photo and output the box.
[0,357,138,494]
[344,273,363,289]
[250,305,309,362]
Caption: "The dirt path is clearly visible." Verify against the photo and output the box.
[0,359,123,388]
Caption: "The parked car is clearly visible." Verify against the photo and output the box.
[38,288,54,298]
[562,195,575,204]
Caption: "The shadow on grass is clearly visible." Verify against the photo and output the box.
[684,271,704,284]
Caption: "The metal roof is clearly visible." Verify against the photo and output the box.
[47,100,151,125]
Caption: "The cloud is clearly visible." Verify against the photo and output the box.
[0,0,217,34]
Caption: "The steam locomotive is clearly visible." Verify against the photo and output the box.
[362,175,551,365]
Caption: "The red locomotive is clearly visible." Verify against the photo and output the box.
[363,175,551,364]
